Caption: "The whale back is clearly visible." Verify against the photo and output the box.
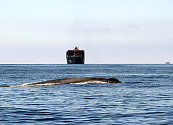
[9,77,121,87]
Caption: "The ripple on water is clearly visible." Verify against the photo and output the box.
[1,64,173,124]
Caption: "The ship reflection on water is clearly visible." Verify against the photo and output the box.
[66,47,85,64]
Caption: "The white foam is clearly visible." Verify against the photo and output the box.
[69,80,107,84]
[10,82,58,87]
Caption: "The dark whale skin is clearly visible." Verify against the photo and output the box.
[9,77,121,87]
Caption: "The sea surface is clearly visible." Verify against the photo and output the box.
[0,64,173,125]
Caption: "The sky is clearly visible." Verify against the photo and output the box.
[0,0,173,64]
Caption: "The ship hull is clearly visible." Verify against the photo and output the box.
[67,57,84,64]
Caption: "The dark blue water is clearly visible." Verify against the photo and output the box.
[0,64,173,125]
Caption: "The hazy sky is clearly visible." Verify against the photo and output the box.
[0,0,173,64]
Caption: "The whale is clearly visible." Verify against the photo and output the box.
[9,77,121,87]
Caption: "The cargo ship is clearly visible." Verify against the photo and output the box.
[66,47,85,64]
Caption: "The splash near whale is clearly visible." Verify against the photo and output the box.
[9,77,121,87]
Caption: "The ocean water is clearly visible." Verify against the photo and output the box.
[0,64,173,125]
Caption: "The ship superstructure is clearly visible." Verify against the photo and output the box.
[66,47,85,64]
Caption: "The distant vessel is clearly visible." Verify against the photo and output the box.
[66,47,85,64]
[165,62,171,65]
